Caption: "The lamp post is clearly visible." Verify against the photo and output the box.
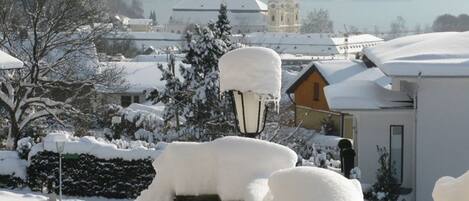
[55,141,65,201]
[219,47,282,138]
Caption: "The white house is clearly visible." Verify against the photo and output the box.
[166,0,300,34]
[240,32,384,56]
[97,61,185,107]
[324,32,469,201]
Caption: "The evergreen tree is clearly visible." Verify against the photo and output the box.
[368,146,401,201]
[215,4,232,45]
[149,11,157,25]
[149,6,237,141]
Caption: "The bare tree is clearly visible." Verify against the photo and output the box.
[0,0,114,149]
[300,9,334,33]
[389,16,407,39]
[414,24,422,34]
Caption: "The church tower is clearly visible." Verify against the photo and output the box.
[268,0,300,33]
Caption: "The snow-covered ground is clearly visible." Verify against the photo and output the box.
[0,189,131,201]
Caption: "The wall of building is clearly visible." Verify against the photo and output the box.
[416,78,469,201]
[295,106,340,132]
[98,93,145,107]
[267,0,300,33]
[294,71,329,111]
[352,110,415,190]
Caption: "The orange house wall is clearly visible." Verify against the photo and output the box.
[293,71,330,111]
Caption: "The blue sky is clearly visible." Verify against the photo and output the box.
[143,0,469,32]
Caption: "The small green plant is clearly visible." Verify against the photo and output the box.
[320,114,337,135]
[367,146,401,201]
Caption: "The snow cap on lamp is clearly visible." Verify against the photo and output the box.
[219,47,282,101]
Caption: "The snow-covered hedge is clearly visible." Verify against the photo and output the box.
[27,132,162,198]
[28,151,155,198]
[0,151,27,188]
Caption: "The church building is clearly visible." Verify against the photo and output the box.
[166,0,300,34]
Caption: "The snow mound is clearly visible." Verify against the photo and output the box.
[219,47,282,101]
[266,167,363,201]
[136,136,297,201]
[29,131,161,161]
[0,151,27,179]
[433,170,469,201]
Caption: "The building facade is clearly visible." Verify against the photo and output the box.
[267,0,300,33]
[166,0,300,34]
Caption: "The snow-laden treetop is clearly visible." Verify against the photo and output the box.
[0,50,23,70]
[219,47,282,101]
[364,32,469,77]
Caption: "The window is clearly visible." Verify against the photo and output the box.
[390,125,404,184]
[133,96,140,103]
[281,15,284,22]
[272,15,275,22]
[313,82,320,101]
[121,96,132,107]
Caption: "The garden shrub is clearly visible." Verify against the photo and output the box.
[28,151,155,199]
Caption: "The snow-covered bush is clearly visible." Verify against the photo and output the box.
[16,137,34,159]
[27,132,162,198]
[350,167,362,180]
[366,146,400,201]
[96,104,123,128]
[432,170,469,201]
[137,136,297,201]
[265,167,363,201]
[28,150,155,198]
[263,125,343,160]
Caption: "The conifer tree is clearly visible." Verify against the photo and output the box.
[149,4,237,141]
[215,4,232,45]
[368,146,401,201]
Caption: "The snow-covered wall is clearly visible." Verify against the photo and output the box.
[416,78,469,201]
[0,151,27,180]
[137,136,297,201]
[351,110,415,189]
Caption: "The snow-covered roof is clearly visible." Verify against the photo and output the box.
[286,59,390,93]
[219,47,282,100]
[0,50,23,70]
[125,18,152,25]
[174,0,268,11]
[243,33,383,56]
[364,32,469,77]
[314,60,368,84]
[100,62,185,93]
[324,80,413,111]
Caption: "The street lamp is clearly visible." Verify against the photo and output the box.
[219,47,282,137]
[230,91,268,137]
[55,141,65,201]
